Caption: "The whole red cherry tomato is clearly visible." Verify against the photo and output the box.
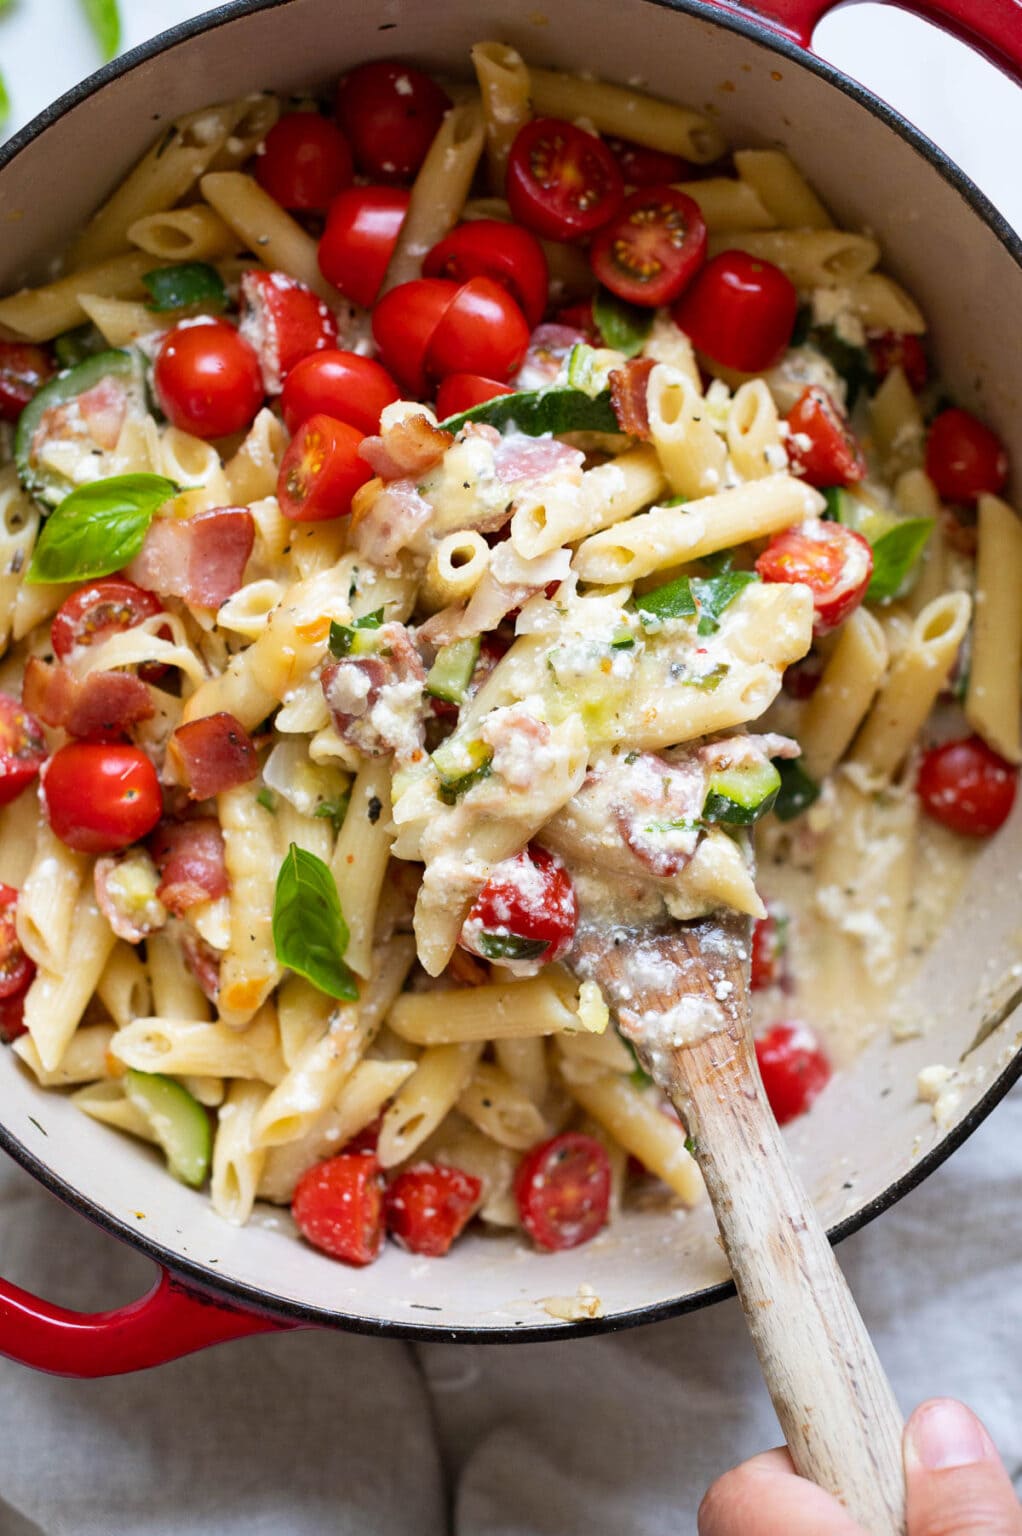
[254,112,353,211]
[153,319,263,439]
[277,413,371,521]
[785,385,865,489]
[755,1022,831,1125]
[756,520,873,635]
[371,278,459,395]
[605,136,693,187]
[435,373,513,420]
[925,407,1008,503]
[750,909,786,992]
[459,844,577,967]
[591,185,706,307]
[423,220,549,330]
[506,118,624,242]
[318,186,410,310]
[672,251,798,373]
[42,742,163,854]
[385,1162,482,1256]
[281,350,400,436]
[0,340,54,423]
[0,884,34,1001]
[868,330,927,393]
[0,693,47,809]
[917,735,1017,836]
[292,1152,384,1265]
[426,277,530,385]
[336,60,451,182]
[51,577,164,661]
[515,1132,612,1251]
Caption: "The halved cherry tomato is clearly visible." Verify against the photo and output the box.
[385,1162,482,1257]
[336,60,451,182]
[0,885,34,1000]
[605,136,693,187]
[0,340,54,423]
[591,185,706,307]
[460,844,577,967]
[0,989,28,1044]
[756,520,873,635]
[371,277,459,395]
[277,413,371,522]
[254,112,353,211]
[426,277,530,385]
[925,407,1008,503]
[785,385,865,489]
[506,118,624,242]
[868,330,927,393]
[292,1152,384,1265]
[672,251,798,373]
[435,373,513,420]
[281,349,400,436]
[515,1132,611,1251]
[239,271,338,393]
[917,735,1018,837]
[423,220,549,331]
[153,319,263,440]
[750,909,785,992]
[0,693,46,809]
[51,577,164,661]
[755,1022,831,1126]
[42,742,163,854]
[318,186,410,309]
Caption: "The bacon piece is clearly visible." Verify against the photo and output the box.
[149,817,229,916]
[493,433,585,486]
[239,270,338,394]
[359,413,453,482]
[94,850,167,943]
[23,656,153,742]
[321,622,426,760]
[168,712,258,800]
[513,324,587,389]
[179,925,221,1003]
[348,479,433,567]
[697,733,799,773]
[609,357,655,440]
[78,377,129,450]
[125,507,254,609]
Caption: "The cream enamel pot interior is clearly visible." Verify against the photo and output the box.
[1,0,1021,1374]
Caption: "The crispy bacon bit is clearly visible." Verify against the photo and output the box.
[23,656,154,742]
[179,925,221,1003]
[94,850,167,943]
[149,817,229,916]
[168,712,258,800]
[699,733,799,773]
[125,507,254,608]
[493,434,585,485]
[609,357,655,440]
[348,479,433,567]
[321,622,427,760]
[359,413,453,481]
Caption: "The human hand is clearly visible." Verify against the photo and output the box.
[699,1398,1022,1535]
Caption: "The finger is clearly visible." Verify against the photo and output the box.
[905,1398,1022,1536]
[698,1447,868,1536]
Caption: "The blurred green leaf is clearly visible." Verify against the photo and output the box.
[81,0,121,60]
[0,70,9,134]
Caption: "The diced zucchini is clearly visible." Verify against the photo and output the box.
[15,349,144,507]
[53,323,107,369]
[432,735,493,804]
[426,636,480,705]
[703,760,781,825]
[123,1069,212,1188]
[328,611,385,659]
[475,932,549,961]
[566,342,624,398]
[142,262,226,314]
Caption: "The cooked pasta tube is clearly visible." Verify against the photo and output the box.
[16,824,87,973]
[471,42,531,191]
[212,1081,271,1226]
[647,364,728,498]
[0,252,168,342]
[127,203,242,261]
[510,445,665,560]
[675,178,773,232]
[217,784,281,1027]
[705,229,880,288]
[110,1008,286,1084]
[965,493,1022,763]
[72,1081,159,1145]
[381,100,486,293]
[377,1041,483,1168]
[732,149,833,229]
[726,379,785,480]
[330,759,394,980]
[799,608,889,781]
[24,891,117,1073]
[14,1025,116,1088]
[96,941,153,1029]
[870,365,925,477]
[387,970,581,1045]
[493,1037,549,1104]
[527,68,725,162]
[200,171,334,302]
[565,1073,704,1205]
[421,531,491,611]
[457,1062,548,1149]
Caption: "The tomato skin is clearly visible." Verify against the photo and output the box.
[868,330,927,393]
[672,251,798,373]
[750,910,784,992]
[281,350,400,436]
[371,278,459,395]
[42,742,163,855]
[785,385,865,489]
[384,1163,483,1257]
[318,186,409,309]
[756,520,873,635]
[506,119,624,242]
[153,319,263,440]
[591,186,707,307]
[51,577,164,661]
[554,300,600,342]
[435,373,513,420]
[515,1132,612,1251]
[925,407,1008,503]
[0,693,47,809]
[292,1152,384,1266]
[0,340,54,423]
[254,112,353,211]
[276,413,371,522]
[460,844,577,967]
[755,1022,831,1126]
[426,277,531,385]
[336,60,451,182]
[423,221,549,331]
[0,885,34,1001]
[239,271,338,393]
[0,989,28,1044]
[917,735,1017,837]
[606,136,693,187]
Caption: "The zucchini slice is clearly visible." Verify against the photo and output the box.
[426,636,480,705]
[703,759,782,826]
[123,1069,212,1189]
[15,349,145,508]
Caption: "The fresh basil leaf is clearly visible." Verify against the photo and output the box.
[440,385,619,437]
[0,70,9,132]
[635,576,697,623]
[866,518,934,603]
[476,932,549,962]
[26,473,178,585]
[772,758,820,822]
[81,0,121,59]
[143,262,226,314]
[619,1032,652,1089]
[313,794,351,833]
[684,1134,697,1155]
[256,788,277,814]
[691,570,758,636]
[592,286,654,359]
[272,843,359,1002]
[810,327,874,410]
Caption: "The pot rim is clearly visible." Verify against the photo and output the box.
[0,0,1020,1343]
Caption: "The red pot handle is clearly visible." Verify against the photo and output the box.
[0,1264,293,1377]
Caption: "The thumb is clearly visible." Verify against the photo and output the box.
[905,1399,1022,1536]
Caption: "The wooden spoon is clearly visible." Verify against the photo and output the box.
[570,906,906,1535]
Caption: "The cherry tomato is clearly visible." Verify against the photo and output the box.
[0,340,54,423]
[590,186,706,307]
[42,742,163,855]
[0,989,28,1044]
[605,136,693,187]
[336,60,451,182]
[506,118,624,242]
[756,520,873,635]
[239,271,338,393]
[672,251,798,373]
[277,412,371,522]
[153,319,263,440]
[51,577,164,660]
[515,1132,611,1251]
[750,910,785,992]
[785,385,865,489]
[554,300,600,342]
[318,186,410,310]
[925,407,1008,503]
[868,330,927,393]
[281,350,400,437]
[0,693,46,809]
[755,1022,831,1126]
[254,112,353,211]
[460,844,577,967]
[345,1115,383,1156]
[384,1162,482,1257]
[426,277,531,385]
[781,655,823,701]
[0,885,34,1001]
[371,277,459,395]
[917,735,1017,837]
[435,373,513,420]
[423,220,549,331]
[292,1152,384,1265]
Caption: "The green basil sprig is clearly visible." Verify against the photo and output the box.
[143,262,226,314]
[272,843,359,1002]
[866,519,934,603]
[440,385,619,437]
[635,568,758,633]
[26,473,179,585]
[592,286,654,359]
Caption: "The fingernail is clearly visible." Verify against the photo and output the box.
[906,1399,993,1471]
